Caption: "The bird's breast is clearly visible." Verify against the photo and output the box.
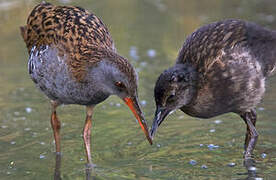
[28,45,108,105]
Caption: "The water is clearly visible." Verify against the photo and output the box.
[0,0,276,179]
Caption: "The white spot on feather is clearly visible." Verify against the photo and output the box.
[57,56,62,62]
[222,72,228,77]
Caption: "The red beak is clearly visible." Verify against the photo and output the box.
[124,97,152,145]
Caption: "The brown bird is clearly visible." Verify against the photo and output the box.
[150,19,276,160]
[20,2,152,166]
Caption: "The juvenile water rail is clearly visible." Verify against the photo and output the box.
[150,19,276,159]
[20,2,152,166]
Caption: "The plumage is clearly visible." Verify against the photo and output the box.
[20,2,152,166]
[177,19,276,77]
[150,19,276,161]
[20,2,137,83]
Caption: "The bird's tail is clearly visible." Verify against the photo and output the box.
[19,26,27,44]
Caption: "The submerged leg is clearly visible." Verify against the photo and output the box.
[54,154,62,180]
[83,105,94,166]
[240,109,258,159]
[50,100,61,153]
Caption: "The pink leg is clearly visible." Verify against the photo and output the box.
[83,105,94,166]
[50,101,61,153]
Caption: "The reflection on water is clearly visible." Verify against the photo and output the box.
[242,159,260,180]
[52,154,262,180]
[54,154,61,180]
[0,0,276,179]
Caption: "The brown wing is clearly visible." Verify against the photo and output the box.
[22,2,114,52]
[20,2,116,82]
[176,19,247,74]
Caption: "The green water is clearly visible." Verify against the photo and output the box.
[0,0,276,179]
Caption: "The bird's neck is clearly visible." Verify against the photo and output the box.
[87,59,124,95]
[174,63,198,106]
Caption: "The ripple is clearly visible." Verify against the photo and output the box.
[25,107,32,113]
[147,49,156,58]
[214,120,222,124]
[248,166,257,171]
[157,144,161,148]
[207,144,219,150]
[1,125,8,129]
[14,112,20,116]
[140,100,147,106]
[209,129,215,133]
[261,153,267,159]
[129,46,139,61]
[189,160,197,166]
[227,162,236,167]
[39,154,46,159]
[40,142,45,145]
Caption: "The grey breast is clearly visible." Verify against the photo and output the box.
[28,45,107,105]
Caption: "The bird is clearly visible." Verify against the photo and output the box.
[150,19,276,160]
[20,2,152,166]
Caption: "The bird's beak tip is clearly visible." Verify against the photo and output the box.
[148,137,153,145]
[123,97,152,145]
[150,107,171,142]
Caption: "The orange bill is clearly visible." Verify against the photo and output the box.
[124,97,152,145]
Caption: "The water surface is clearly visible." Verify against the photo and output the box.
[0,0,276,179]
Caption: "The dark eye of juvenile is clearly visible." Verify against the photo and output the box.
[167,94,175,101]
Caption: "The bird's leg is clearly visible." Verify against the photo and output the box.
[54,153,62,180]
[244,126,250,150]
[243,111,257,151]
[240,109,258,159]
[50,100,61,154]
[83,105,94,167]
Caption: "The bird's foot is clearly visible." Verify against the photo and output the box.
[243,158,255,167]
[85,163,96,169]
[243,151,257,169]
[55,152,62,156]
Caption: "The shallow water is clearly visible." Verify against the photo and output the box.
[0,0,276,179]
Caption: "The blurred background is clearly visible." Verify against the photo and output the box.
[0,0,276,179]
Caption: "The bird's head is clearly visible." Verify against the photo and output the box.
[89,53,152,145]
[150,63,198,139]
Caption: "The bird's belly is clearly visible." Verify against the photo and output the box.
[181,101,228,119]
[182,56,266,118]
[28,45,108,105]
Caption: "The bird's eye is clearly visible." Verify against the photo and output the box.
[167,94,175,102]
[115,81,126,89]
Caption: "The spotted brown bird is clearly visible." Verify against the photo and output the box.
[20,2,152,166]
[150,19,276,159]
